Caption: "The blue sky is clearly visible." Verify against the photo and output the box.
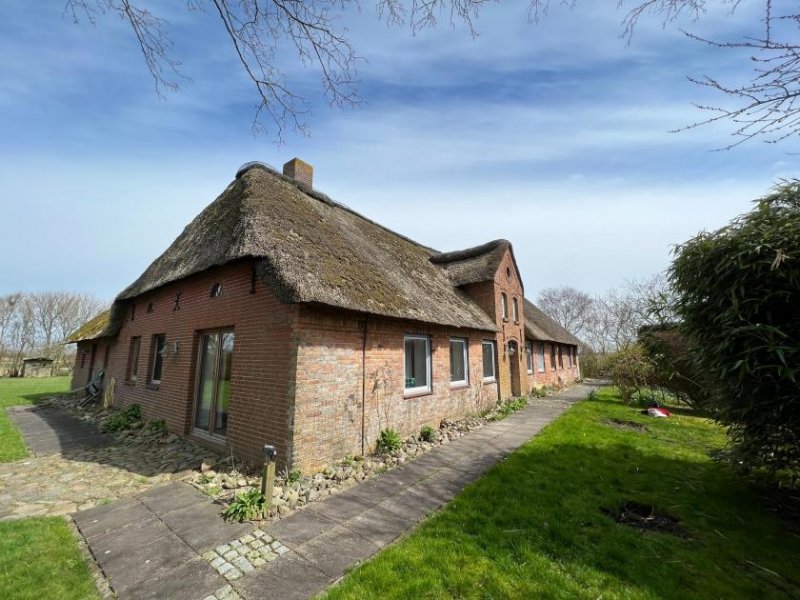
[0,1,796,303]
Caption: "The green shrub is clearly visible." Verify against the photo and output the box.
[102,404,141,432]
[670,183,800,480]
[419,425,436,442]
[489,396,528,421]
[530,386,547,398]
[286,469,301,484]
[145,419,167,434]
[587,390,598,401]
[222,489,267,522]
[607,345,654,404]
[377,428,402,453]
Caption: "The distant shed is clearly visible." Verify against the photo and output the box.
[21,357,54,378]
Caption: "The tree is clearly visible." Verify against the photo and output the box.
[670,182,800,480]
[61,1,799,144]
[536,286,593,338]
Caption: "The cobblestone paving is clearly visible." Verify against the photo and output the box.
[202,529,290,584]
[0,434,213,521]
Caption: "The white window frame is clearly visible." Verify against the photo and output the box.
[501,293,508,320]
[537,342,546,373]
[481,340,496,382]
[449,337,469,386]
[512,298,519,323]
[404,334,432,395]
[525,340,533,373]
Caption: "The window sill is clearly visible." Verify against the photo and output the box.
[404,389,433,399]
[146,382,160,391]
[502,318,509,323]
[482,377,496,384]
[450,382,470,391]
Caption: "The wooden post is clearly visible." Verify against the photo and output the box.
[261,460,275,507]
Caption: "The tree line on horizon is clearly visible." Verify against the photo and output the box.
[0,292,106,377]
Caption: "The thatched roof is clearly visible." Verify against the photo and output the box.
[432,240,522,290]
[104,163,499,335]
[65,309,111,343]
[523,298,582,346]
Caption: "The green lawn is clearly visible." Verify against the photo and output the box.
[324,387,800,599]
[0,517,99,600]
[0,376,70,462]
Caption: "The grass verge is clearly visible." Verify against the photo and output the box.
[0,376,70,461]
[0,517,99,599]
[324,386,800,599]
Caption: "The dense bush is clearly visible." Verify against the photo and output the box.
[638,325,714,410]
[102,404,141,432]
[419,425,436,442]
[606,345,654,404]
[670,183,800,481]
[579,349,612,378]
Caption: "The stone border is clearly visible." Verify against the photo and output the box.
[202,529,289,582]
[193,389,575,524]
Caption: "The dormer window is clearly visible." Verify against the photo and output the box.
[512,297,519,323]
[501,293,508,320]
[210,283,223,298]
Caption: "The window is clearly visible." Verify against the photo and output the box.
[127,336,141,380]
[151,334,167,384]
[450,338,468,385]
[404,335,431,393]
[512,298,519,323]
[525,340,533,373]
[537,342,546,372]
[558,345,564,369]
[210,283,223,298]
[482,340,496,381]
[501,293,508,320]
[146,302,154,313]
[550,344,556,369]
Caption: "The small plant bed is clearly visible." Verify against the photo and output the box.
[604,500,688,537]
[196,387,576,522]
[324,386,800,600]
[603,418,648,433]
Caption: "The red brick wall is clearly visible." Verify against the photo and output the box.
[461,248,529,400]
[527,341,580,388]
[291,305,499,473]
[72,260,298,467]
[72,339,112,387]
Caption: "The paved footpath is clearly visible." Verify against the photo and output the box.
[76,383,598,600]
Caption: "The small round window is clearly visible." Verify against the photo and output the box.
[210,283,223,298]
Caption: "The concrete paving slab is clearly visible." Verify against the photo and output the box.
[179,517,254,554]
[306,490,380,524]
[74,498,155,539]
[123,558,222,600]
[265,507,338,548]
[341,505,414,547]
[7,405,109,456]
[232,550,332,600]
[100,531,197,592]
[138,481,208,515]
[295,524,381,578]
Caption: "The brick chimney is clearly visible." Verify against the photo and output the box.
[283,158,313,188]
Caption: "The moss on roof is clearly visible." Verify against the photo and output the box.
[104,164,499,335]
[65,309,111,343]
[523,298,582,346]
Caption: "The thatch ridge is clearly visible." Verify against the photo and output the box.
[523,298,582,346]
[105,166,498,335]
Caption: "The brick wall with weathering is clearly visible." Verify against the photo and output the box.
[527,341,580,388]
[82,259,298,469]
[461,247,530,400]
[291,304,500,473]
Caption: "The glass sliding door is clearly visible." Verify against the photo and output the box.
[194,330,234,438]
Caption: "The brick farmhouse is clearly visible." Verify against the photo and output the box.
[68,160,581,473]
